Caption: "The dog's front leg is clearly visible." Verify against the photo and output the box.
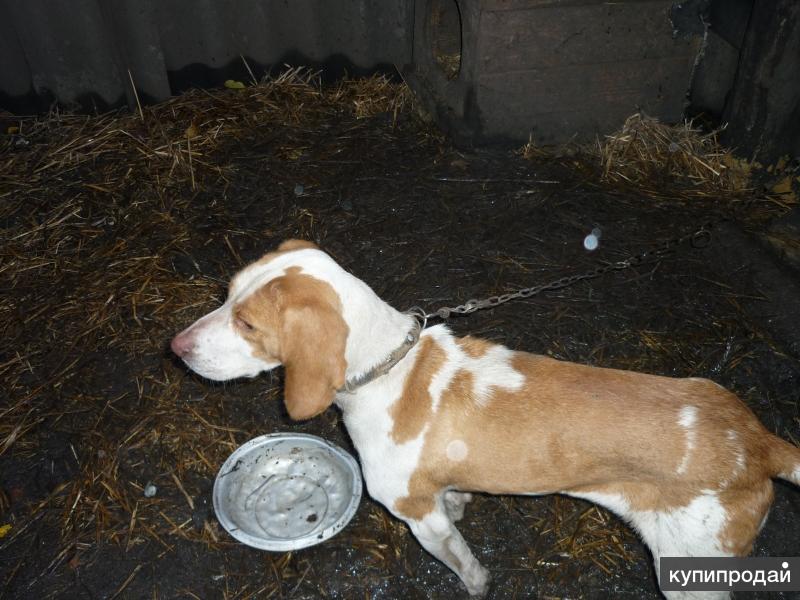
[403,498,489,597]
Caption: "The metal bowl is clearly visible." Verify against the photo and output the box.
[213,433,363,551]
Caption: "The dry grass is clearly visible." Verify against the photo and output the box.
[522,113,797,215]
[594,113,751,191]
[331,75,413,121]
[546,497,636,576]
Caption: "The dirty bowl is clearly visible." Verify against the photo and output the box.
[213,433,362,551]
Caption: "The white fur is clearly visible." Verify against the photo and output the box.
[731,433,746,473]
[571,487,728,558]
[337,340,430,509]
[426,332,463,413]
[570,490,730,599]
[717,431,746,489]
[782,466,800,486]
[676,406,698,475]
[467,344,525,406]
[409,508,489,596]
[446,440,468,462]
[176,304,278,380]
[417,331,525,412]
[444,490,473,521]
[678,405,698,428]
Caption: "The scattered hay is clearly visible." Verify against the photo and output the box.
[595,113,751,193]
[331,74,413,122]
[545,497,636,577]
[521,112,795,211]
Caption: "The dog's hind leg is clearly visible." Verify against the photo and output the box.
[443,490,473,522]
[632,494,734,600]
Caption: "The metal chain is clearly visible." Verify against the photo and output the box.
[425,218,722,320]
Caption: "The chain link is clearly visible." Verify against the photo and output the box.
[426,218,720,320]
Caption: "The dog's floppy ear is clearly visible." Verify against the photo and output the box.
[277,239,319,252]
[280,300,348,420]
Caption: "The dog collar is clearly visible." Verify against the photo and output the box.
[339,313,423,394]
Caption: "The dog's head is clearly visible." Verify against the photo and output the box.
[171,239,349,420]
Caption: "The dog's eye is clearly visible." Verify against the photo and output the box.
[235,316,255,332]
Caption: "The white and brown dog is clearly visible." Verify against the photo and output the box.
[171,240,800,598]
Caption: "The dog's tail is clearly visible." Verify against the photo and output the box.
[770,435,800,486]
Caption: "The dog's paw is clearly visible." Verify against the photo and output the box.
[464,562,490,598]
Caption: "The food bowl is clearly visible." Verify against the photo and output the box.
[213,433,362,551]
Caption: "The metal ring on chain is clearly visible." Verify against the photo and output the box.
[691,228,712,248]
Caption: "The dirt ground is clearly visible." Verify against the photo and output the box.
[1,77,799,599]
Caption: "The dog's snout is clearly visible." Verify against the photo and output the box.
[171,331,196,358]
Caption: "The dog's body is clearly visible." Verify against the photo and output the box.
[172,240,800,599]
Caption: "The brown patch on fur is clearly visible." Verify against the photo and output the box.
[230,240,320,294]
[718,484,774,554]
[277,239,319,252]
[393,369,476,519]
[252,241,317,268]
[389,337,447,444]
[394,493,437,522]
[395,341,787,538]
[457,336,494,359]
[236,268,348,420]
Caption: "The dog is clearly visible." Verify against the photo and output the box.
[171,239,800,598]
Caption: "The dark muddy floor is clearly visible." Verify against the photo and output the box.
[1,81,799,600]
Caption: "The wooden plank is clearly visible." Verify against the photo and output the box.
[476,53,695,142]
[477,0,697,73]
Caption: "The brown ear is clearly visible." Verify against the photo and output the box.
[280,302,348,420]
[277,239,319,252]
